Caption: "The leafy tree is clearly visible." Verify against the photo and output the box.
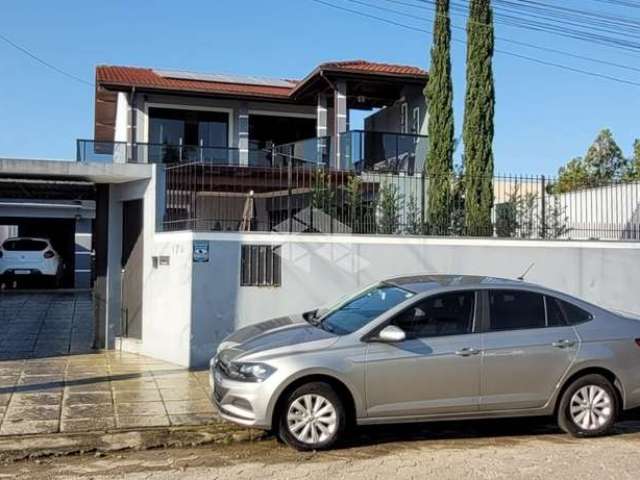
[345,175,376,233]
[425,0,454,232]
[554,157,590,193]
[495,185,520,238]
[311,169,334,211]
[377,183,402,234]
[495,185,569,239]
[449,166,467,235]
[405,194,423,235]
[544,196,570,239]
[463,0,495,237]
[554,129,628,193]
[623,138,640,181]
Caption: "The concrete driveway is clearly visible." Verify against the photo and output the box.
[0,292,93,360]
[0,293,217,436]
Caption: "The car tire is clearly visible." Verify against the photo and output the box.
[557,374,618,437]
[278,382,346,451]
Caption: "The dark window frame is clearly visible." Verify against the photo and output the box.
[240,245,281,287]
[483,289,547,332]
[479,289,590,333]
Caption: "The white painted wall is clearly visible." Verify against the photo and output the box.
[142,232,193,366]
[139,231,640,367]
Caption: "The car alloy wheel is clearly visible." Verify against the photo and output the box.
[557,373,618,437]
[569,385,613,431]
[287,394,337,445]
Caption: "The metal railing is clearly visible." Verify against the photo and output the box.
[161,163,640,241]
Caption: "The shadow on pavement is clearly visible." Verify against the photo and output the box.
[334,410,640,450]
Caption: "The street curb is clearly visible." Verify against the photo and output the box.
[0,423,267,462]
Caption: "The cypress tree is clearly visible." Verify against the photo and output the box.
[425,0,454,235]
[463,0,495,236]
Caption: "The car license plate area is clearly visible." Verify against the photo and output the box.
[14,270,30,275]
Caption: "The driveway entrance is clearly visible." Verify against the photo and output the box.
[0,292,93,360]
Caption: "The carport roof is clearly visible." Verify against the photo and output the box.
[0,178,95,200]
[0,158,153,184]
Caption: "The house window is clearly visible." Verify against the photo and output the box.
[412,107,421,134]
[241,245,282,287]
[400,103,408,134]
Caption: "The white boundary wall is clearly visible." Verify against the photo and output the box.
[139,231,640,367]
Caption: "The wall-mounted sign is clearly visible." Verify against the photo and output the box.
[193,240,210,263]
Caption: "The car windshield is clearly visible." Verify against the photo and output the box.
[319,283,414,335]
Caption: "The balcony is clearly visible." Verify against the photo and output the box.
[76,140,272,166]
[77,130,429,174]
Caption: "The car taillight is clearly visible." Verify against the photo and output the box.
[635,339,640,348]
[43,250,55,259]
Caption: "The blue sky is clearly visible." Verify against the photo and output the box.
[0,0,639,175]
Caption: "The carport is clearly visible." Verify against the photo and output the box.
[0,158,154,350]
[0,178,95,288]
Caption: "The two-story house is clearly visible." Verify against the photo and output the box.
[82,60,428,172]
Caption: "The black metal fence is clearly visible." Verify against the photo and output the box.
[161,161,640,241]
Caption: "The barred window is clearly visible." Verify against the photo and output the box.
[241,245,281,287]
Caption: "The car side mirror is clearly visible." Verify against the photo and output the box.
[375,325,406,343]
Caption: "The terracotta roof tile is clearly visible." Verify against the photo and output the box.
[96,60,427,98]
[318,59,427,77]
[96,66,296,98]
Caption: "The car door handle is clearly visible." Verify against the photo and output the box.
[455,347,481,357]
[552,339,576,348]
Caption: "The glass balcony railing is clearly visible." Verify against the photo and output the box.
[76,140,271,166]
[339,130,429,174]
[272,136,332,168]
[77,131,428,173]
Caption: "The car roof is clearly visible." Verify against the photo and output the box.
[384,274,530,294]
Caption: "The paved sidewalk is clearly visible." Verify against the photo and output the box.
[0,351,216,435]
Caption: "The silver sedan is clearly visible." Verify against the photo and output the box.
[211,275,640,450]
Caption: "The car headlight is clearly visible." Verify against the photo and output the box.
[227,362,275,382]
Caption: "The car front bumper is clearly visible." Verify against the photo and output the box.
[210,365,274,430]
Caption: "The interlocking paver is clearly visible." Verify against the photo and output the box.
[0,293,218,436]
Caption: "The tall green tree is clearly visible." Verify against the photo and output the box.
[425,0,455,234]
[463,0,495,236]
[624,138,640,180]
[554,129,628,192]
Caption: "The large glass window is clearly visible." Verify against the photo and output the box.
[319,284,414,335]
[392,291,475,339]
[148,108,229,163]
[488,290,545,331]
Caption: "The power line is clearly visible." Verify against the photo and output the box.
[361,0,640,73]
[308,0,640,87]
[411,0,640,54]
[0,32,94,87]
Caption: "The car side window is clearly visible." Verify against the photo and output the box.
[488,290,545,331]
[391,291,475,339]
[546,296,593,326]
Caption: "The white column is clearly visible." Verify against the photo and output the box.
[317,94,328,165]
[237,103,249,166]
[333,80,348,169]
